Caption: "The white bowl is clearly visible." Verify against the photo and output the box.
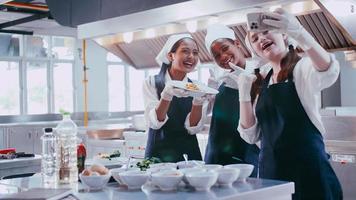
[224,164,254,181]
[110,167,140,185]
[186,171,218,191]
[149,162,177,169]
[119,170,150,190]
[79,172,111,190]
[146,166,177,174]
[214,168,240,186]
[176,160,205,169]
[151,170,183,191]
[178,168,206,185]
[198,164,223,171]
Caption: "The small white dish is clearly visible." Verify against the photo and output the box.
[110,167,140,185]
[224,164,254,181]
[178,168,206,185]
[186,171,218,191]
[151,170,183,191]
[214,168,240,186]
[176,160,205,169]
[119,170,149,190]
[79,172,111,190]
[149,162,177,169]
[198,164,223,171]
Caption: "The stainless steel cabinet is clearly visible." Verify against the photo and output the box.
[7,127,35,153]
[1,126,51,154]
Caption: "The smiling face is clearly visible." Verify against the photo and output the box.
[168,38,199,74]
[248,30,288,62]
[210,38,246,70]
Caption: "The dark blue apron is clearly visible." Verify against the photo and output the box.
[204,84,259,176]
[145,76,202,163]
[256,69,342,200]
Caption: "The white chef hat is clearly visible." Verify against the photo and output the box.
[204,24,236,55]
[155,33,193,66]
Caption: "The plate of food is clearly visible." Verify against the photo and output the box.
[169,80,219,97]
[87,150,127,167]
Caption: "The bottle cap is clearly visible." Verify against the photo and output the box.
[44,127,53,133]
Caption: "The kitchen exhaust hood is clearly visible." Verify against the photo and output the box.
[47,0,356,69]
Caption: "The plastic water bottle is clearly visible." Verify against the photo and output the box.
[41,127,58,187]
[56,114,78,184]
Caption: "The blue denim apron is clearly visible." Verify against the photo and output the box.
[204,84,259,176]
[145,76,202,162]
[256,69,342,200]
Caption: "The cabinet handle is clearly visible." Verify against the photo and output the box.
[28,132,31,139]
[6,128,10,148]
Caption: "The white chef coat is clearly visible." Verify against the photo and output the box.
[238,53,340,144]
[142,72,208,135]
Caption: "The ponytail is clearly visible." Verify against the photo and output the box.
[278,45,301,82]
[154,62,171,99]
[250,68,263,103]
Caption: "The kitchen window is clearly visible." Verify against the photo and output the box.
[108,65,126,112]
[129,67,145,111]
[53,62,74,113]
[51,37,75,60]
[26,62,48,114]
[0,61,20,115]
[0,33,76,115]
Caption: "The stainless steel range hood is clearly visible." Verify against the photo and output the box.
[73,0,356,69]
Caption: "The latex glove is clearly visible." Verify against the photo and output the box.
[217,62,247,89]
[237,73,257,102]
[207,68,220,90]
[228,62,257,102]
[161,82,189,101]
[193,94,214,106]
[262,8,316,50]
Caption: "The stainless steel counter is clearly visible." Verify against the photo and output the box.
[0,175,294,200]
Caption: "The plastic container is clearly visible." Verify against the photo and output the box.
[56,114,78,184]
[41,127,58,187]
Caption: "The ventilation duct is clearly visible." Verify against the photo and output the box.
[45,0,190,27]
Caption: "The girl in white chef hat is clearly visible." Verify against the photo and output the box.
[238,8,342,200]
[143,33,209,162]
[203,24,260,176]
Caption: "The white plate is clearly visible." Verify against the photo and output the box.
[169,80,219,97]
[87,157,141,168]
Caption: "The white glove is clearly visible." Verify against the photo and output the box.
[192,94,214,106]
[207,68,220,90]
[161,82,189,101]
[237,73,256,102]
[262,8,317,51]
[216,62,244,89]
[228,62,257,102]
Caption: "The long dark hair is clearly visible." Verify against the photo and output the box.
[250,45,301,103]
[155,37,198,98]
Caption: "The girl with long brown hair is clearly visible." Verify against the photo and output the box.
[238,8,342,200]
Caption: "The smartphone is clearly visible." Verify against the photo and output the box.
[247,12,276,32]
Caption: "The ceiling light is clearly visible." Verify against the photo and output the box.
[123,32,133,43]
[186,20,197,32]
[145,28,155,38]
[207,16,219,25]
